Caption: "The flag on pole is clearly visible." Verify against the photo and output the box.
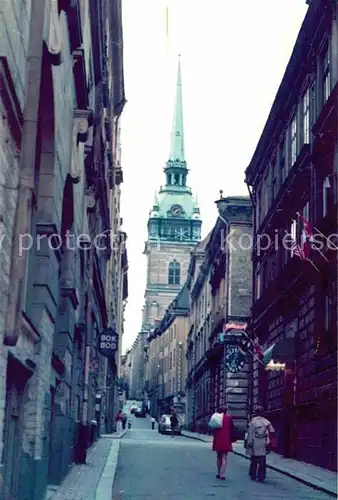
[252,337,264,358]
[239,331,265,365]
[291,214,312,260]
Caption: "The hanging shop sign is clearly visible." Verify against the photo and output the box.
[224,346,246,373]
[98,327,118,359]
[225,322,247,333]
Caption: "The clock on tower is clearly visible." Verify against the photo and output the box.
[224,346,245,373]
[171,204,183,216]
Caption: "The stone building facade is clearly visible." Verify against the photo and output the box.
[0,0,127,498]
[129,331,147,401]
[245,0,337,471]
[120,348,132,399]
[186,197,252,433]
[185,232,212,428]
[146,284,189,419]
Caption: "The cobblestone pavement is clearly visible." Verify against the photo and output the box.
[112,418,333,500]
[47,437,114,500]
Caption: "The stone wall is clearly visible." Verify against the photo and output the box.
[144,241,196,326]
[227,223,252,319]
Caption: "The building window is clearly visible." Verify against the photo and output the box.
[168,260,180,285]
[321,43,330,104]
[263,170,269,218]
[256,185,262,229]
[323,176,331,217]
[302,88,310,145]
[279,137,286,183]
[290,114,297,166]
[255,267,261,300]
[150,223,157,236]
[303,201,309,222]
[270,157,277,201]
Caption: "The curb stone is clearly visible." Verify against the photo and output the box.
[95,439,122,500]
[182,432,337,498]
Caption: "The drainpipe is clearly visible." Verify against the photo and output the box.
[81,242,94,459]
[3,0,47,346]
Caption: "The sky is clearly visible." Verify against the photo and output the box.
[120,0,308,353]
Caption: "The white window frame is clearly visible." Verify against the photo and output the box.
[291,114,297,166]
[322,43,331,104]
[323,176,331,217]
[303,201,310,222]
[302,88,310,145]
[279,137,286,183]
[290,219,297,258]
[255,267,261,300]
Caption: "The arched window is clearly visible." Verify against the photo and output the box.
[168,260,180,285]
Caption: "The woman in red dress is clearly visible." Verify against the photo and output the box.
[212,406,233,480]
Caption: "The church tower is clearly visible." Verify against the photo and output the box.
[142,59,202,330]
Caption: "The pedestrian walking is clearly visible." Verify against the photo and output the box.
[121,412,127,430]
[245,405,276,482]
[170,412,179,437]
[115,410,123,433]
[210,406,233,480]
[151,417,156,430]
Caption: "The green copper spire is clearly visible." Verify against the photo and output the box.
[169,57,185,163]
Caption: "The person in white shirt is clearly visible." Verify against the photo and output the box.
[151,417,156,430]
[246,405,276,482]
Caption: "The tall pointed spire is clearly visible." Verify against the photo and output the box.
[169,56,185,163]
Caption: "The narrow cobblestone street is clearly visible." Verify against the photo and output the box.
[46,437,115,500]
[112,417,334,500]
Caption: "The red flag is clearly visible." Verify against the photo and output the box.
[299,214,312,238]
[291,240,307,260]
[253,337,264,358]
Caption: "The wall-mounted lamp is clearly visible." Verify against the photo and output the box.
[265,360,286,371]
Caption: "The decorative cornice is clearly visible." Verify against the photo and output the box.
[216,197,252,224]
[44,0,63,65]
[70,109,91,183]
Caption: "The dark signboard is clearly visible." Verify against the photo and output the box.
[98,328,118,359]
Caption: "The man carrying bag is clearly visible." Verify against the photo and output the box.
[245,405,276,482]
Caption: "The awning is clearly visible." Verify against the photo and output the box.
[263,337,295,366]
